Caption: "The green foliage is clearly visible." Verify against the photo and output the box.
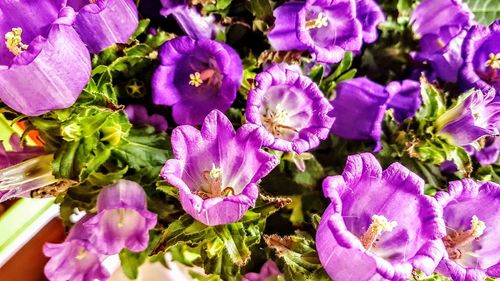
[119,229,163,279]
[463,0,500,25]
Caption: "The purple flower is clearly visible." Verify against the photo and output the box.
[435,179,500,281]
[436,89,500,147]
[242,260,282,281]
[245,64,334,154]
[330,78,387,151]
[474,136,500,166]
[356,0,385,44]
[267,0,363,63]
[386,79,422,123]
[161,110,279,226]
[0,134,44,169]
[152,36,243,125]
[316,153,446,280]
[44,218,109,281]
[411,0,474,37]
[67,0,139,54]
[460,20,500,93]
[0,1,91,116]
[83,180,157,255]
[160,0,222,40]
[125,104,168,132]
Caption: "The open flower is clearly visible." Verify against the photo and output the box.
[267,0,363,63]
[386,79,422,123]
[125,104,168,132]
[67,0,139,54]
[83,180,157,255]
[242,260,282,281]
[435,179,500,281]
[152,36,243,125]
[161,110,279,226]
[246,64,334,154]
[0,1,91,116]
[317,153,446,281]
[460,20,500,93]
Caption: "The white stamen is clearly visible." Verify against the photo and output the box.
[305,12,329,30]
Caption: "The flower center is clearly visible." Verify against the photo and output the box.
[5,27,28,55]
[485,53,500,70]
[359,215,397,250]
[196,163,234,199]
[305,12,329,30]
[75,248,87,261]
[189,69,218,88]
[443,215,486,260]
[261,104,298,137]
[116,209,126,228]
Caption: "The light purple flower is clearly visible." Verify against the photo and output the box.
[67,0,139,53]
[152,36,243,125]
[160,0,222,40]
[436,89,500,147]
[43,218,109,281]
[316,153,446,281]
[245,64,334,154]
[411,0,474,37]
[0,1,91,116]
[356,0,385,44]
[161,110,279,226]
[0,134,44,169]
[435,179,500,281]
[386,79,422,123]
[242,260,282,281]
[83,180,157,255]
[330,78,387,151]
[267,0,363,63]
[460,20,500,93]
[125,104,168,132]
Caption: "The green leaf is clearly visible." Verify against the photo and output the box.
[463,0,500,25]
[415,75,446,123]
[247,0,274,20]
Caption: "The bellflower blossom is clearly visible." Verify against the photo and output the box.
[0,134,44,169]
[0,1,91,116]
[83,180,157,255]
[161,110,279,226]
[316,153,446,281]
[152,36,243,125]
[386,79,422,123]
[461,20,500,93]
[435,179,500,281]
[125,104,168,132]
[356,0,385,44]
[474,136,500,166]
[242,260,282,281]
[267,0,363,63]
[246,64,334,154]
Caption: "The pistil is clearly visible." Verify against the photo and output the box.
[262,104,298,137]
[305,12,329,30]
[359,215,398,250]
[196,164,235,199]
[189,69,217,87]
[5,27,28,55]
[443,215,485,259]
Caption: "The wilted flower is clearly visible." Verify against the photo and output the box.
[0,1,91,116]
[267,0,363,63]
[242,260,282,281]
[461,20,500,93]
[67,0,139,53]
[316,153,446,280]
[83,180,157,255]
[246,64,334,154]
[125,104,168,132]
[152,36,243,125]
[435,179,500,281]
[386,79,422,123]
[161,110,278,226]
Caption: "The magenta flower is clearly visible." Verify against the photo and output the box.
[161,110,279,226]
[245,64,334,154]
[152,36,243,125]
[0,1,91,116]
[0,134,44,169]
[67,0,139,53]
[83,180,157,255]
[316,153,446,280]
[125,104,168,132]
[267,0,363,63]
[242,260,282,281]
[435,179,500,281]
[460,20,500,93]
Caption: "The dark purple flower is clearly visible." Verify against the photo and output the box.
[435,179,500,281]
[0,1,91,116]
[474,135,500,166]
[125,104,168,132]
[330,78,387,151]
[152,36,243,125]
[67,0,139,53]
[317,153,446,280]
[246,64,334,154]
[160,0,222,39]
[386,79,422,123]
[267,0,363,63]
[356,0,385,44]
[83,180,157,255]
[242,260,282,281]
[161,110,279,226]
[436,89,500,147]
[411,0,474,37]
[460,20,500,93]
